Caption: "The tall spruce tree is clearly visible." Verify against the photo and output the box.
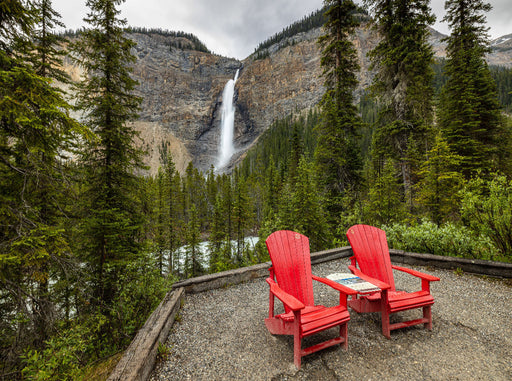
[32,0,69,82]
[438,0,504,178]
[0,0,84,372]
[315,0,363,227]
[365,0,435,210]
[71,0,145,310]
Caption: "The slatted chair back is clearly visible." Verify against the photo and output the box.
[266,230,315,312]
[346,224,396,291]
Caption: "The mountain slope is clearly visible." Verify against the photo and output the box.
[63,23,512,175]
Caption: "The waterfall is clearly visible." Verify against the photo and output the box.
[217,69,239,170]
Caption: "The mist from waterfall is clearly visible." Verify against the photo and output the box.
[216,69,239,170]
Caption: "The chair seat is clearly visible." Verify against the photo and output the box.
[388,290,434,312]
[277,305,351,336]
[360,290,434,310]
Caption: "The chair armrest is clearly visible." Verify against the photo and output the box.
[312,275,358,296]
[348,265,391,290]
[391,265,440,282]
[265,278,305,311]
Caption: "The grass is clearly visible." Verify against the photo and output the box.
[80,352,123,381]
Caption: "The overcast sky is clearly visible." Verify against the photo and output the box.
[52,0,512,59]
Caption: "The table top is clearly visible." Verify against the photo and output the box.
[326,272,381,293]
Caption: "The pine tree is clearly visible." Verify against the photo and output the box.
[438,0,505,178]
[71,0,145,310]
[0,0,85,372]
[415,133,464,225]
[365,158,406,225]
[32,0,70,82]
[292,157,333,251]
[365,0,435,210]
[159,144,182,275]
[184,203,203,278]
[232,169,253,265]
[154,168,167,274]
[208,193,228,273]
[315,0,364,227]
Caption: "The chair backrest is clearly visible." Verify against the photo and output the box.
[266,230,315,310]
[346,224,396,291]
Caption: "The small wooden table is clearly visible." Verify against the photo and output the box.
[326,272,380,294]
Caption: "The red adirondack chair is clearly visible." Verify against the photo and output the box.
[346,224,440,338]
[265,230,357,369]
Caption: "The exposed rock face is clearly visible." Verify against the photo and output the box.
[122,24,380,174]
[232,28,324,169]
[489,34,512,67]
[128,32,241,174]
[64,25,512,175]
[429,29,512,68]
[223,23,379,172]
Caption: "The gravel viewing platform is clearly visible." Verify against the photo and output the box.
[149,258,512,381]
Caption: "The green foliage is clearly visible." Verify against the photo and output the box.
[253,4,368,58]
[383,220,497,260]
[365,158,408,225]
[4,2,512,378]
[365,0,436,211]
[239,112,319,179]
[460,174,512,262]
[491,65,512,112]
[32,0,70,83]
[415,133,464,225]
[0,0,90,375]
[21,253,173,380]
[433,59,512,112]
[280,157,333,251]
[253,8,327,57]
[184,204,204,278]
[437,0,505,178]
[22,321,95,381]
[315,0,364,226]
[108,255,174,349]
[71,0,146,310]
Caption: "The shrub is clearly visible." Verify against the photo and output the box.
[383,220,498,260]
[460,174,512,262]
[22,254,174,380]
[22,319,99,381]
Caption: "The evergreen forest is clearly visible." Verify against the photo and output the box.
[1,0,512,379]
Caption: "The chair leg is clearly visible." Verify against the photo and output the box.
[381,308,391,339]
[293,319,302,369]
[423,305,432,330]
[340,323,348,350]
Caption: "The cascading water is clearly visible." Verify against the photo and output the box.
[216,69,240,170]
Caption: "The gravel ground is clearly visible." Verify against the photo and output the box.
[150,259,512,381]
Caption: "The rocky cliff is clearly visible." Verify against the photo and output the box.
[65,23,512,175]
[126,32,240,174]
[124,23,380,174]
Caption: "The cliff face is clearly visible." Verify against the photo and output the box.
[66,25,512,175]
[121,24,380,174]
[223,23,379,171]
[127,32,241,174]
